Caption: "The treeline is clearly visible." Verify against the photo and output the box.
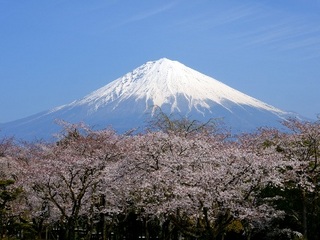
[0,116,320,240]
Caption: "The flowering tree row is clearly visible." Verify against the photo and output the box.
[0,117,319,240]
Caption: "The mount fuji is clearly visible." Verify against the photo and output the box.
[0,58,298,141]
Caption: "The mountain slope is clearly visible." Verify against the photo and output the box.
[0,58,297,140]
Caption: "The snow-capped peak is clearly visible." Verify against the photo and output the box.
[65,58,283,115]
[1,58,299,140]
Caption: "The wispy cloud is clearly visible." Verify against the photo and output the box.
[239,18,320,59]
[210,4,261,26]
[172,3,261,32]
[126,2,177,23]
[171,1,320,60]
[110,1,178,29]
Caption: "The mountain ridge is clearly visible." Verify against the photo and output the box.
[0,58,299,140]
[63,58,284,114]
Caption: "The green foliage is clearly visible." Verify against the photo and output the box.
[0,178,24,239]
[0,180,21,206]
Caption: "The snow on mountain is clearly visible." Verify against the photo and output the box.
[0,58,298,141]
[64,58,282,114]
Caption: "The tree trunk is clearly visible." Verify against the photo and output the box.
[67,217,76,240]
[302,191,308,240]
[102,214,107,240]
[144,218,150,240]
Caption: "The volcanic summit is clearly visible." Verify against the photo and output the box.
[0,58,297,140]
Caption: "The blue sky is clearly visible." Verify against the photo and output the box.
[1,0,319,123]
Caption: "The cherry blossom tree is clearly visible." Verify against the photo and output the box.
[19,125,124,240]
[113,124,288,239]
[1,117,316,240]
[270,119,320,240]
[0,137,39,239]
